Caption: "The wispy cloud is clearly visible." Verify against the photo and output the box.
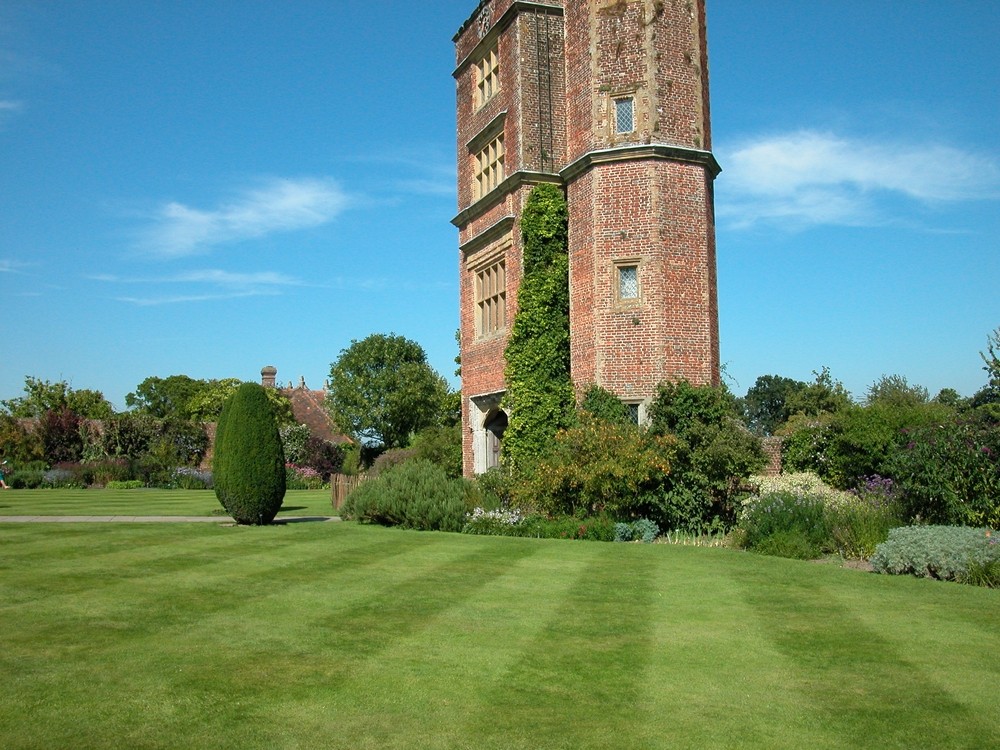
[0,258,30,273]
[137,177,350,258]
[0,98,23,125]
[717,130,1000,230]
[94,268,306,306]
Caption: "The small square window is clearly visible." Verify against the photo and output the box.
[618,265,638,300]
[614,97,635,134]
[625,402,640,425]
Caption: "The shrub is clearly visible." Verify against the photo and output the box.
[579,384,633,425]
[107,480,144,489]
[511,415,678,522]
[285,464,324,490]
[647,380,768,527]
[212,383,286,525]
[410,424,463,479]
[173,467,213,490]
[886,416,1000,527]
[871,526,999,582]
[824,475,902,558]
[343,460,466,532]
[9,468,44,489]
[463,509,616,541]
[85,458,132,486]
[279,424,312,465]
[463,506,527,536]
[474,466,515,511]
[38,408,84,464]
[739,490,828,559]
[300,436,345,480]
[614,519,660,543]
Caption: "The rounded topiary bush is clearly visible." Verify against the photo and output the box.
[213,382,286,525]
[343,459,467,532]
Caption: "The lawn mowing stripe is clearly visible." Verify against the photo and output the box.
[12,528,545,749]
[0,524,417,648]
[734,554,994,749]
[2,524,466,748]
[437,540,663,750]
[267,535,596,750]
[825,573,1000,736]
[0,522,355,605]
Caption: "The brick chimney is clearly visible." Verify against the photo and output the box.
[261,365,277,389]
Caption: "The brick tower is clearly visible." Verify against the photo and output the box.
[454,0,720,475]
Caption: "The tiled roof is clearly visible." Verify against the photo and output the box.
[282,385,352,445]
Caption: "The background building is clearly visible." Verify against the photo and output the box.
[454,0,720,475]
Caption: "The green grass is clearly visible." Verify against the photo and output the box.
[0,500,997,748]
[0,488,335,517]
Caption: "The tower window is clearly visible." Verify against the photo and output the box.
[614,96,635,134]
[475,260,506,337]
[474,44,499,109]
[618,264,639,300]
[625,402,641,425]
[473,134,505,200]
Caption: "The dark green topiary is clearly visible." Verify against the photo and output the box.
[213,382,286,525]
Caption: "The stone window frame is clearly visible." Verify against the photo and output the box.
[613,256,642,306]
[472,133,505,201]
[614,95,636,134]
[473,43,500,110]
[467,237,511,340]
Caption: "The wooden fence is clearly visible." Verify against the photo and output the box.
[330,473,366,510]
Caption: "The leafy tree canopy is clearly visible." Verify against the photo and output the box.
[1,376,114,420]
[865,374,929,408]
[125,375,208,419]
[740,374,808,436]
[326,333,450,450]
[784,367,853,418]
[186,378,294,424]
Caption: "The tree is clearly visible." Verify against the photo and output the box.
[326,333,449,449]
[125,375,208,419]
[213,383,286,525]
[740,375,808,436]
[2,376,114,419]
[187,378,294,424]
[647,379,767,527]
[784,367,853,418]
[502,183,575,470]
[971,327,1000,416]
[865,374,929,408]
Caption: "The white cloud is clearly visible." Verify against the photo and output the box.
[0,98,23,124]
[717,130,1000,229]
[94,268,305,306]
[0,258,29,273]
[138,177,349,258]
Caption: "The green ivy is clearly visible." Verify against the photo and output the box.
[502,184,575,471]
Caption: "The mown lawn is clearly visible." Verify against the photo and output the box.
[0,487,335,518]
[0,498,997,749]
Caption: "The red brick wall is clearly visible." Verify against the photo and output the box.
[455,0,720,475]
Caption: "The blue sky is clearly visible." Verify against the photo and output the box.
[1,1,997,410]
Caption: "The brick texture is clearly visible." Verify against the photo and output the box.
[454,0,720,475]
